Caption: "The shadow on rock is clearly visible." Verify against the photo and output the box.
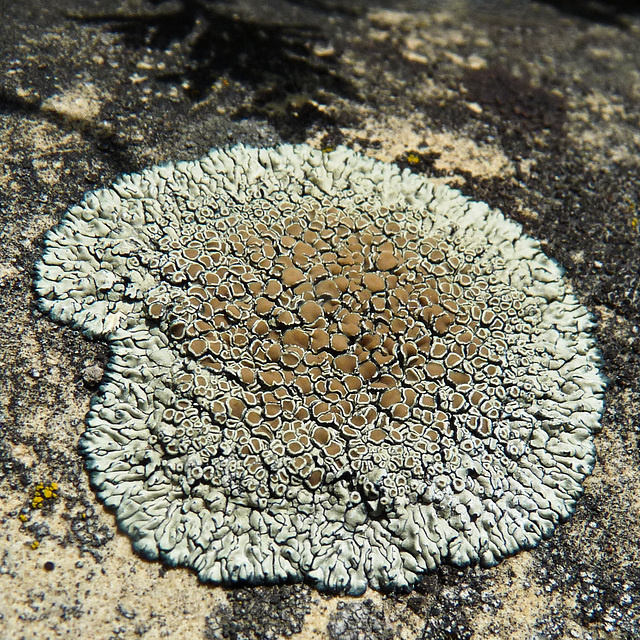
[69,0,360,140]
[535,0,640,27]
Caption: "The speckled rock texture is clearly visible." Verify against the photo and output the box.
[1,0,639,638]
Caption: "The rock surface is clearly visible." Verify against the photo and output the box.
[1,1,639,639]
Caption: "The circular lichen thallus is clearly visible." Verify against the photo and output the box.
[34,144,605,594]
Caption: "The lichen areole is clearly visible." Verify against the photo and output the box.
[34,144,605,594]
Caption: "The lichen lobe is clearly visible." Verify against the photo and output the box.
[34,144,605,594]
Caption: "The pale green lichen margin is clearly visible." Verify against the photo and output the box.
[34,144,605,594]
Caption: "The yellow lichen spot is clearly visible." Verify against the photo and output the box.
[30,481,59,510]
[31,540,39,550]
[407,153,420,165]
[18,514,28,522]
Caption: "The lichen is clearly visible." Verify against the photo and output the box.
[34,144,605,594]
[30,481,59,509]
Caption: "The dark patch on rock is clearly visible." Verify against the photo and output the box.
[204,584,312,639]
[536,0,640,27]
[317,129,348,151]
[70,0,359,141]
[0,436,31,491]
[596,319,640,392]
[596,261,640,319]
[234,91,338,144]
[462,65,566,155]
[326,599,396,640]
[395,149,442,174]
[536,491,640,637]
[404,566,493,640]
[63,504,115,560]
[419,610,473,640]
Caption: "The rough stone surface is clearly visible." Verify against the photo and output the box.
[204,584,312,639]
[327,599,397,640]
[1,0,639,638]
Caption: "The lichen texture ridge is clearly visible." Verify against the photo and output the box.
[34,144,605,594]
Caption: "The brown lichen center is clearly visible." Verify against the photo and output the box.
[145,197,513,498]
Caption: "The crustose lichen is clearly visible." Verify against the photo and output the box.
[34,144,605,594]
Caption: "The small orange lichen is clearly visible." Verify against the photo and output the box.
[30,482,59,509]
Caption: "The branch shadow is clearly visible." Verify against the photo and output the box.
[69,0,360,140]
[534,0,640,27]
